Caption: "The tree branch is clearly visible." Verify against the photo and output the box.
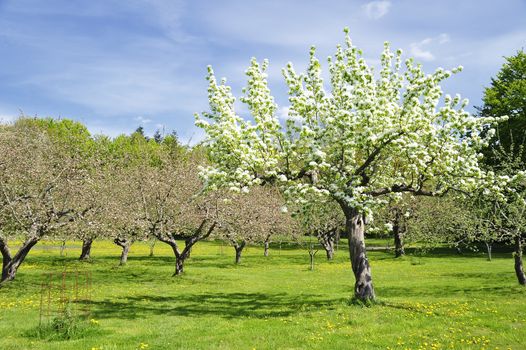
[368,184,436,197]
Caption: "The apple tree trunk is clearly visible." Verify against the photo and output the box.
[514,236,526,285]
[234,241,246,264]
[1,237,39,284]
[342,206,375,302]
[79,238,94,261]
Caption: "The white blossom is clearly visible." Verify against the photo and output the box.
[195,29,501,211]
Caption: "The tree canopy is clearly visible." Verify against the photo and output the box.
[479,50,526,165]
[196,29,502,301]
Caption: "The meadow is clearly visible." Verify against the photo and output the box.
[0,239,524,350]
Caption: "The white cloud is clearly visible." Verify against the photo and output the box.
[22,59,207,118]
[363,1,391,20]
[277,106,290,120]
[409,33,451,62]
[194,0,391,53]
[410,43,435,61]
[134,116,152,125]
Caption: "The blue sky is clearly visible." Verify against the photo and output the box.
[0,0,525,143]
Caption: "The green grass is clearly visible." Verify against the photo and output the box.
[0,239,525,350]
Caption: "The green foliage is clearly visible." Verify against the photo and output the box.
[108,130,186,169]
[14,117,94,157]
[479,50,526,165]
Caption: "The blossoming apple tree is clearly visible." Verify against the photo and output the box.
[196,29,499,301]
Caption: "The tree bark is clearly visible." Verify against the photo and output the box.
[318,229,336,260]
[326,246,334,260]
[155,221,216,276]
[157,238,187,276]
[79,238,94,261]
[0,237,12,283]
[392,209,405,258]
[60,240,66,256]
[114,238,132,266]
[1,236,39,284]
[234,241,246,264]
[174,242,193,276]
[485,241,492,262]
[120,245,130,265]
[308,246,318,271]
[175,254,185,275]
[393,226,405,258]
[320,238,334,260]
[514,236,525,286]
[149,239,155,257]
[342,205,375,302]
[264,235,271,257]
[161,239,186,276]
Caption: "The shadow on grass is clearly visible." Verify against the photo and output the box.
[378,281,523,299]
[89,292,346,320]
[366,247,514,262]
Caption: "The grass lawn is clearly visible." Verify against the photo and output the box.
[0,239,525,350]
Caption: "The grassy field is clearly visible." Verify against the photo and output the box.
[0,239,525,350]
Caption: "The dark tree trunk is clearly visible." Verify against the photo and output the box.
[114,238,133,266]
[1,236,39,284]
[149,240,155,257]
[169,240,192,276]
[392,209,405,258]
[1,257,8,282]
[159,238,187,276]
[393,226,405,258]
[342,205,375,302]
[175,255,185,275]
[234,241,246,264]
[156,221,217,276]
[79,238,94,261]
[163,240,186,276]
[514,237,525,286]
[174,241,194,276]
[0,237,12,284]
[318,229,336,260]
